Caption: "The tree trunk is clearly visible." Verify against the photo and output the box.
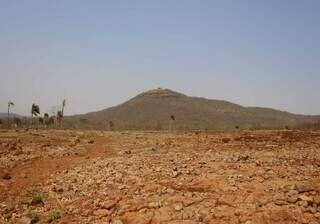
[169,120,173,132]
[7,106,10,127]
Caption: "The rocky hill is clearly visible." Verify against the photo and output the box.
[64,88,320,130]
[0,113,24,120]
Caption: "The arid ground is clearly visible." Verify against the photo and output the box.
[0,130,320,224]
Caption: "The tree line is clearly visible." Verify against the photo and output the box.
[2,100,180,131]
[2,99,67,128]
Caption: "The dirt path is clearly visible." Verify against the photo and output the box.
[0,134,114,204]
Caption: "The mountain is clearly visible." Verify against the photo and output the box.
[64,88,320,130]
[0,113,24,120]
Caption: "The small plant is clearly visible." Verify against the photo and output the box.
[109,121,114,130]
[38,117,44,125]
[13,117,22,127]
[79,118,88,124]
[48,116,55,126]
[27,211,39,224]
[76,147,88,156]
[28,188,45,206]
[45,209,63,223]
[57,110,63,127]
[169,115,175,131]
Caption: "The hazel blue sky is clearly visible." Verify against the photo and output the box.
[0,0,319,116]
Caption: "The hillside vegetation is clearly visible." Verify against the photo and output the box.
[64,88,319,130]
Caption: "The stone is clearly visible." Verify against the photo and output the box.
[2,129,320,224]
[222,138,231,143]
[148,202,160,209]
[93,209,110,217]
[52,185,64,193]
[121,210,154,224]
[100,200,118,209]
[0,168,11,180]
[152,206,175,223]
[298,200,309,208]
[172,171,181,178]
[287,190,299,196]
[299,195,313,203]
[314,195,320,205]
[275,200,288,206]
[287,195,298,203]
[306,206,317,214]
[295,183,314,193]
[173,203,183,211]
[16,217,32,224]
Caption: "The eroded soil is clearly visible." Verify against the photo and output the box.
[0,130,320,224]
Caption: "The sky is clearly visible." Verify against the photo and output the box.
[0,0,319,116]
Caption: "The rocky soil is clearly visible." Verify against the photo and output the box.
[0,129,320,224]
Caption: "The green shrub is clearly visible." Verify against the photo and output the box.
[28,188,45,206]
[45,209,63,223]
[27,211,39,224]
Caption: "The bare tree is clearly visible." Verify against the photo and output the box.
[7,101,14,127]
[49,106,61,127]
[13,117,22,127]
[31,103,40,126]
[44,113,49,125]
[58,99,67,127]
[57,110,63,127]
[62,99,66,116]
[169,115,175,132]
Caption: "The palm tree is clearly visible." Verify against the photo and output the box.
[7,101,14,127]
[48,116,55,127]
[58,99,66,127]
[62,99,66,116]
[31,103,40,126]
[57,110,63,127]
[44,113,49,127]
[169,115,175,132]
[38,117,44,126]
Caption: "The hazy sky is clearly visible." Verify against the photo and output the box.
[0,0,319,116]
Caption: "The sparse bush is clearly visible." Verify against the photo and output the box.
[80,118,88,124]
[48,117,55,126]
[27,211,39,224]
[75,147,88,156]
[169,115,175,131]
[45,209,63,223]
[109,121,114,130]
[38,117,44,125]
[13,117,22,127]
[28,188,45,206]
